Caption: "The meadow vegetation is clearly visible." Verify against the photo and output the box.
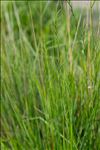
[1,1,100,150]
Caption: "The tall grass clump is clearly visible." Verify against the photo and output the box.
[1,1,100,150]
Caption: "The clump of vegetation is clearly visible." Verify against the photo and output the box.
[1,1,100,150]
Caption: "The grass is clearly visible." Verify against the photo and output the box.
[1,1,100,150]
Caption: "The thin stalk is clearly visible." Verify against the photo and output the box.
[67,2,73,73]
[87,1,93,94]
[28,2,38,51]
